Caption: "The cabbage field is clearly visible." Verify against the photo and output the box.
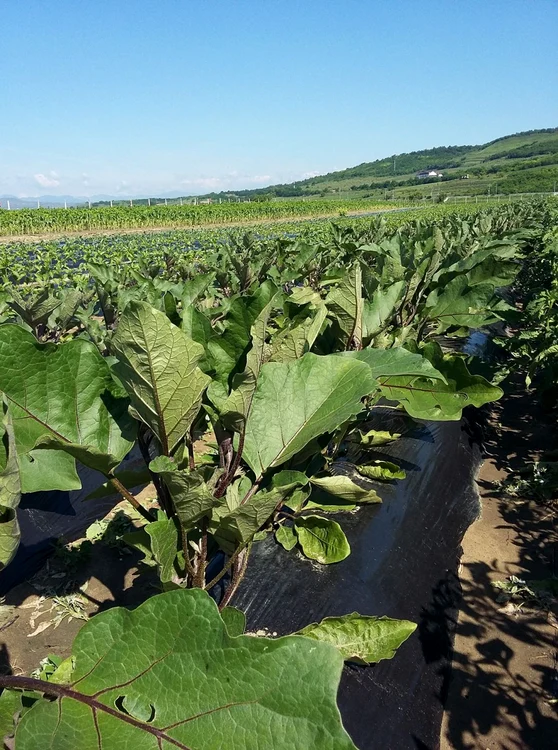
[0,198,555,748]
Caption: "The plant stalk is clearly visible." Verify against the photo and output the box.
[194,517,208,588]
[109,478,155,522]
[180,526,196,581]
[218,545,251,610]
[204,544,244,591]
[215,429,245,499]
[240,477,261,506]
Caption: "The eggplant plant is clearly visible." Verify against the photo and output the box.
[0,288,502,605]
[0,588,417,748]
[0,202,543,599]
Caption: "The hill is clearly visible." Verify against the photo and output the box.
[82,128,558,208]
[184,128,558,204]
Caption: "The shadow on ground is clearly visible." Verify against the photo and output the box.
[442,382,558,750]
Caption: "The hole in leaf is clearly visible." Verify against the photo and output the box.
[0,508,15,523]
[115,695,156,723]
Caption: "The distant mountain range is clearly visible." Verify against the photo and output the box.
[2,127,557,208]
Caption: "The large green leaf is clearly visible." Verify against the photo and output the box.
[0,408,21,570]
[149,456,218,527]
[270,302,328,363]
[326,264,363,349]
[181,273,215,308]
[111,302,210,455]
[424,276,503,333]
[10,589,356,749]
[208,281,279,385]
[181,305,213,357]
[362,281,405,339]
[17,447,80,494]
[243,353,376,476]
[294,515,351,564]
[432,242,518,284]
[298,612,417,664]
[216,298,275,431]
[0,325,135,487]
[340,346,446,381]
[378,352,502,420]
[9,289,61,329]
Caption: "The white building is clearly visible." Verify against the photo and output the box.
[416,170,443,179]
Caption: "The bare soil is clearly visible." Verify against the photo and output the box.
[441,390,558,749]
[0,497,158,679]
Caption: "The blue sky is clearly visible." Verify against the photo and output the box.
[1,0,557,197]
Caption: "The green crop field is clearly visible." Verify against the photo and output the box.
[0,198,397,238]
[2,198,558,747]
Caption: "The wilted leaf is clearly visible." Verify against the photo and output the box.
[298,612,417,664]
[304,498,357,513]
[27,620,51,638]
[356,461,406,481]
[310,475,381,503]
[357,429,401,446]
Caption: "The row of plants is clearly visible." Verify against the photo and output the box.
[0,200,552,748]
[0,202,529,292]
[489,202,558,503]
[0,198,397,237]
[494,203,558,397]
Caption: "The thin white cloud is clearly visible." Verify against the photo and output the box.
[179,174,273,191]
[34,172,60,188]
[180,177,224,189]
